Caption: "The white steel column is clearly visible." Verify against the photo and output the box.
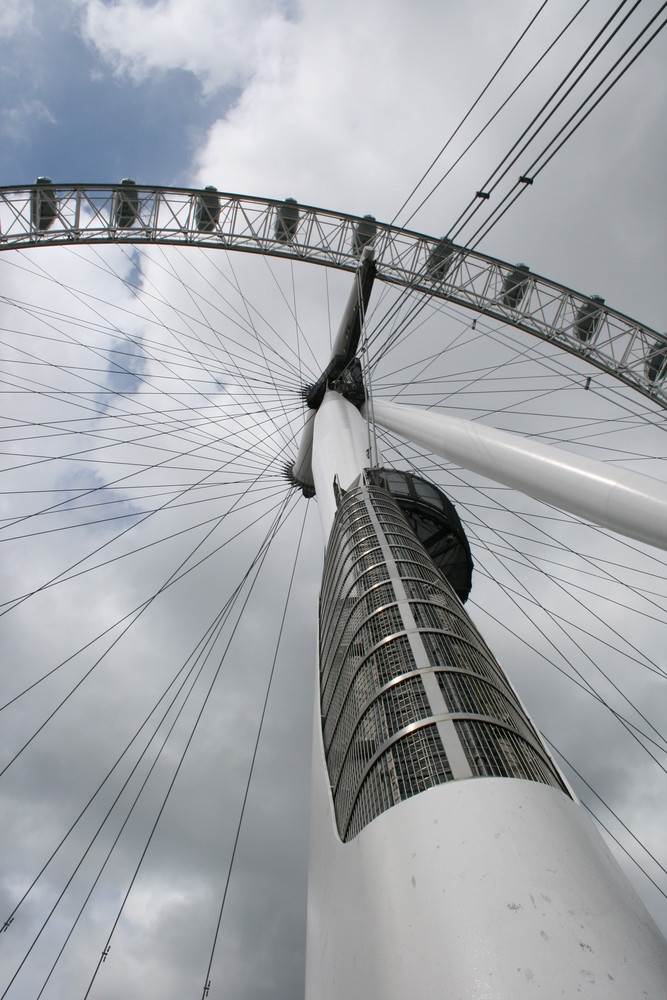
[370,398,667,550]
[305,389,667,1000]
[311,390,373,539]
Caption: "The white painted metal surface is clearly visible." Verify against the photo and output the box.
[328,248,373,360]
[306,713,667,999]
[371,398,667,551]
[311,391,375,538]
[292,409,315,491]
[306,389,667,999]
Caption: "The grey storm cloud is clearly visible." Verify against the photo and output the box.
[0,2,666,999]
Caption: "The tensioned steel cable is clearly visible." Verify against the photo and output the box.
[467,7,667,248]
[447,0,641,239]
[169,241,320,380]
[1,499,293,931]
[2,495,276,936]
[397,0,595,230]
[371,428,667,757]
[1,250,306,450]
[0,412,288,615]
[143,242,302,450]
[77,490,299,1000]
[465,547,667,769]
[361,6,653,368]
[260,250,321,375]
[354,0,664,390]
[0,482,288,713]
[0,475,281,543]
[372,422,667,700]
[4,249,302,465]
[29,241,310,388]
[131,240,312,380]
[0,309,300,593]
[223,253,295,451]
[469,512,667,753]
[391,0,553,226]
[544,736,667,880]
[0,302,290,482]
[7,251,250,437]
[0,448,293,775]
[200,502,309,1000]
[490,544,667,665]
[362,1,603,365]
[1,492,298,1000]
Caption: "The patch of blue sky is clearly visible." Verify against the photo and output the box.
[52,458,147,525]
[0,2,238,187]
[102,335,147,396]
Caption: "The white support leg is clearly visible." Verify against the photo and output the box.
[370,398,667,550]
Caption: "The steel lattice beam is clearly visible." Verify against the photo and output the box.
[1,182,664,407]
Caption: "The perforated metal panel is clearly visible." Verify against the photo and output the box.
[319,478,567,841]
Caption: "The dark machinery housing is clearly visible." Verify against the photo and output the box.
[367,468,473,603]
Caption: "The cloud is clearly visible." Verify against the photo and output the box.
[0,0,34,37]
[1,3,667,998]
[193,0,490,211]
[79,0,295,93]
[0,99,56,146]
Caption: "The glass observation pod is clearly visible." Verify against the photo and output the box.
[274,198,300,242]
[195,185,221,232]
[500,263,530,309]
[112,178,140,230]
[646,334,667,383]
[352,215,376,257]
[426,237,456,281]
[574,294,605,343]
[30,177,57,232]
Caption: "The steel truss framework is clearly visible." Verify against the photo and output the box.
[0,182,665,407]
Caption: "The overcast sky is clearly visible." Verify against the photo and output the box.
[1,2,666,999]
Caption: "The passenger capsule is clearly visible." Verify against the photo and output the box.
[31,176,57,232]
[195,185,220,232]
[274,198,299,242]
[352,214,376,256]
[500,263,530,308]
[426,237,455,281]
[113,179,139,229]
[574,294,605,343]
[646,334,667,383]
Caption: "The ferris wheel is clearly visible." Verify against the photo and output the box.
[1,181,666,997]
